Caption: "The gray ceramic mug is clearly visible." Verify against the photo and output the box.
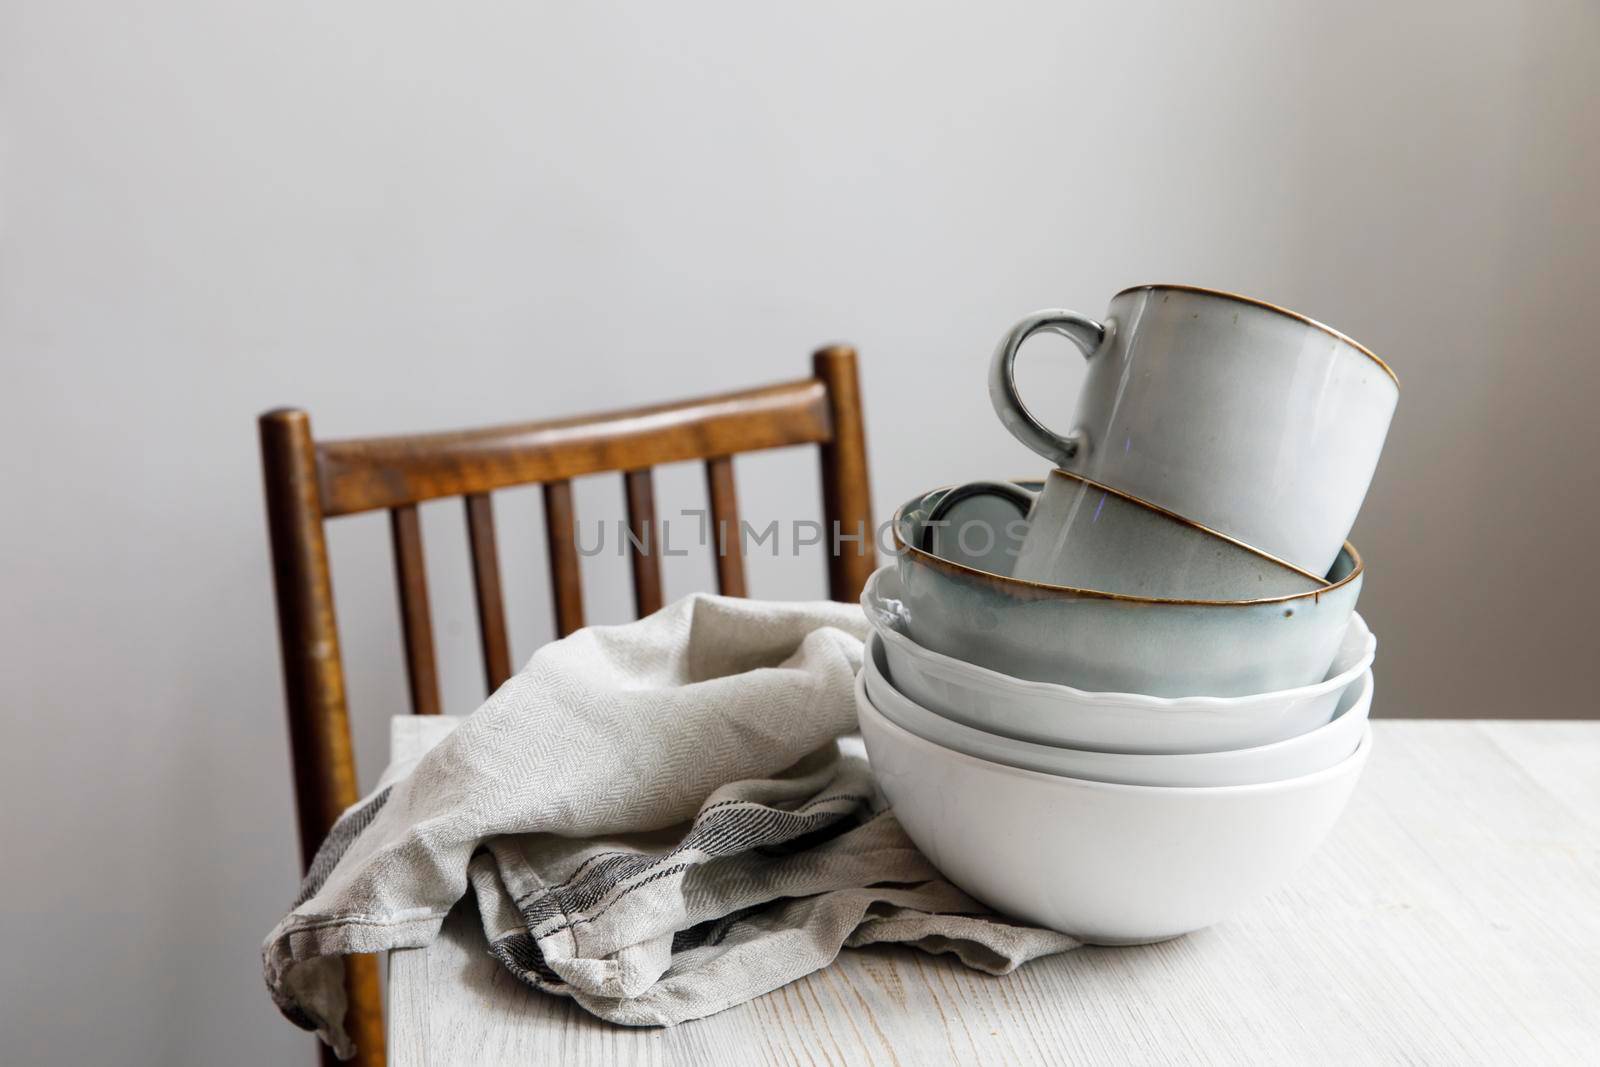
[989,284,1399,576]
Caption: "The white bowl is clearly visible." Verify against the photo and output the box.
[863,566,1376,754]
[863,632,1372,786]
[857,672,1373,944]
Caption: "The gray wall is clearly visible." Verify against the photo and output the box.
[3,1,1597,1063]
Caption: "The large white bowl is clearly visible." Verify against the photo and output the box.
[864,566,1377,754]
[863,632,1371,786]
[857,672,1373,944]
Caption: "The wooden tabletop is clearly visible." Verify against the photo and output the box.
[388,721,1600,1065]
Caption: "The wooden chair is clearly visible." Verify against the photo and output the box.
[259,347,874,1067]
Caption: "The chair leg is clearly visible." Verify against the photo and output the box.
[336,954,386,1067]
[813,346,877,602]
[260,409,363,866]
[262,409,386,1065]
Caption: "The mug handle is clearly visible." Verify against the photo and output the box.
[988,309,1108,464]
[920,480,1037,552]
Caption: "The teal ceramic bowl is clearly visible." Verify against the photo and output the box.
[892,484,1364,698]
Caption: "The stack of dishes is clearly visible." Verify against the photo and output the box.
[855,285,1398,945]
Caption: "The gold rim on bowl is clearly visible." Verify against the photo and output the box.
[1043,469,1329,584]
[893,479,1364,608]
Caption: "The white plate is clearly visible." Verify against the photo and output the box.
[864,566,1376,754]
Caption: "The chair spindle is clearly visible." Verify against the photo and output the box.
[464,493,513,693]
[623,468,664,618]
[542,479,585,638]
[704,456,747,597]
[389,504,442,715]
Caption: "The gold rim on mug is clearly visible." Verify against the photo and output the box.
[894,478,1364,608]
[1113,283,1398,388]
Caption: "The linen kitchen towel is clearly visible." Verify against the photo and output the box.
[263,594,1079,1060]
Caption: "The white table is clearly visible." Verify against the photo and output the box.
[389,721,1600,1064]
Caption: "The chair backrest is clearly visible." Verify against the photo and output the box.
[258,347,873,1067]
